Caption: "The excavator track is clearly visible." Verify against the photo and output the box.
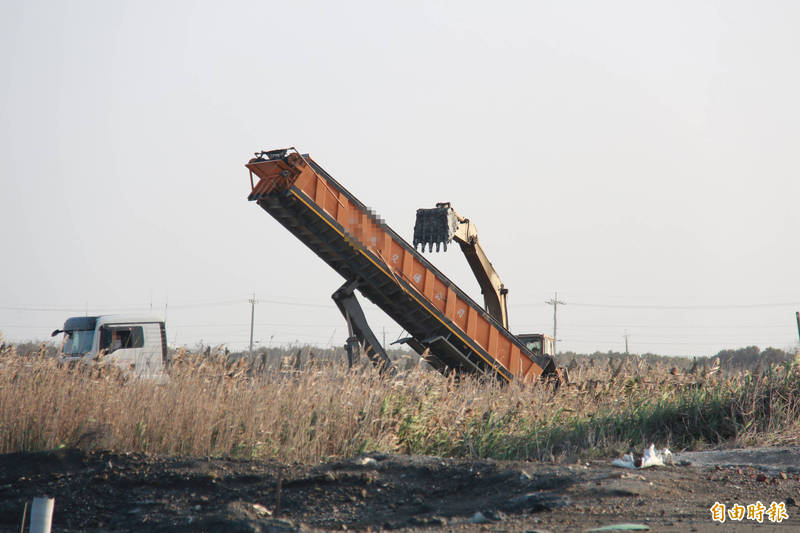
[246,149,556,382]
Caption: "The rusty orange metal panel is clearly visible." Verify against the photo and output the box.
[475,318,490,352]
[452,294,468,331]
[523,359,543,380]
[336,192,348,226]
[381,232,392,260]
[314,177,326,207]
[488,327,499,363]
[423,270,435,301]
[496,336,511,370]
[509,345,522,378]
[388,241,404,271]
[466,307,478,341]
[294,165,315,192]
[430,277,447,313]
[445,286,457,320]
[401,248,414,282]
[411,261,426,291]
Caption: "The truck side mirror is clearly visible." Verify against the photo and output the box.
[51,329,62,337]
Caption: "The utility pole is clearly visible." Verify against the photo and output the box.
[545,292,565,354]
[623,331,630,355]
[796,311,800,344]
[249,294,257,357]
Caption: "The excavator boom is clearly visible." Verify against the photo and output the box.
[246,148,557,383]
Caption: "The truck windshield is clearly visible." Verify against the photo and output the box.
[525,339,542,353]
[62,330,95,355]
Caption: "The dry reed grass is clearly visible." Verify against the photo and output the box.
[1,340,798,464]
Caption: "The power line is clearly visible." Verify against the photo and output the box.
[7,297,798,314]
[561,332,797,342]
[0,297,333,314]
[563,301,800,310]
[555,323,791,330]
[563,339,796,347]
[796,311,800,344]
[0,301,237,313]
[511,300,800,310]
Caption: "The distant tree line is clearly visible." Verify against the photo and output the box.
[712,345,795,369]
[558,345,798,372]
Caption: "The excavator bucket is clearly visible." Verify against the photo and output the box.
[413,203,459,252]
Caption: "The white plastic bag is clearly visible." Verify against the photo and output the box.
[612,444,673,469]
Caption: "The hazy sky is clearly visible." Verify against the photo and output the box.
[2,1,799,357]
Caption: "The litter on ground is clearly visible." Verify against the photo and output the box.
[612,444,673,469]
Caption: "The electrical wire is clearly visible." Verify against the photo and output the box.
[514,300,800,310]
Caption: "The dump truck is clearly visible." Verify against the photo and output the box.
[246,148,559,383]
[51,314,167,379]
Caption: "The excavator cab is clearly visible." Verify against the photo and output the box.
[516,334,556,357]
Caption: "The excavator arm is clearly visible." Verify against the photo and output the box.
[414,203,509,329]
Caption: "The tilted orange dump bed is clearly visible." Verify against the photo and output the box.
[246,149,556,382]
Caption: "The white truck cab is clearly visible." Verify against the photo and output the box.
[52,314,167,379]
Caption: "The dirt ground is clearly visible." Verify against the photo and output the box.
[2,448,799,532]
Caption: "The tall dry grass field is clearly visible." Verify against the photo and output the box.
[1,341,798,463]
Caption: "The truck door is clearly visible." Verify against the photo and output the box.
[98,324,146,373]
